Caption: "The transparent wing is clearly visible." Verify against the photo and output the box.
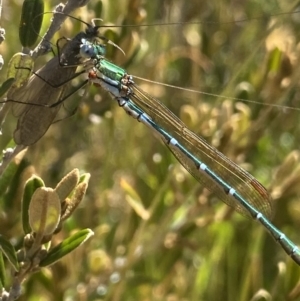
[129,83,273,219]
[8,56,77,145]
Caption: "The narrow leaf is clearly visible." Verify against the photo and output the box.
[39,229,94,267]
[0,236,19,272]
[19,0,44,48]
[0,78,14,97]
[22,176,45,234]
[2,156,31,211]
[0,252,6,289]
[0,155,19,199]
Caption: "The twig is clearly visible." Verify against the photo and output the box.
[32,0,92,58]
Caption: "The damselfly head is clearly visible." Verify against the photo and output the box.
[79,37,124,62]
[79,38,106,59]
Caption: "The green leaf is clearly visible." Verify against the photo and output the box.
[0,252,6,289]
[7,53,34,90]
[0,235,19,272]
[2,157,31,210]
[79,173,91,185]
[28,187,61,236]
[19,0,44,48]
[0,154,19,200]
[94,1,103,18]
[0,78,14,98]
[268,47,282,73]
[55,169,79,201]
[39,229,94,267]
[22,176,45,234]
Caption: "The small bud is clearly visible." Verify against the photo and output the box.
[55,169,80,201]
[61,181,89,221]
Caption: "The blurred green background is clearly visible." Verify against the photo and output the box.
[1,0,300,300]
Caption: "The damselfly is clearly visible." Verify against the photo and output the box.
[73,35,300,265]
[5,3,300,270]
[16,4,300,301]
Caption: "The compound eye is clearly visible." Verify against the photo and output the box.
[87,45,94,55]
[80,44,95,58]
